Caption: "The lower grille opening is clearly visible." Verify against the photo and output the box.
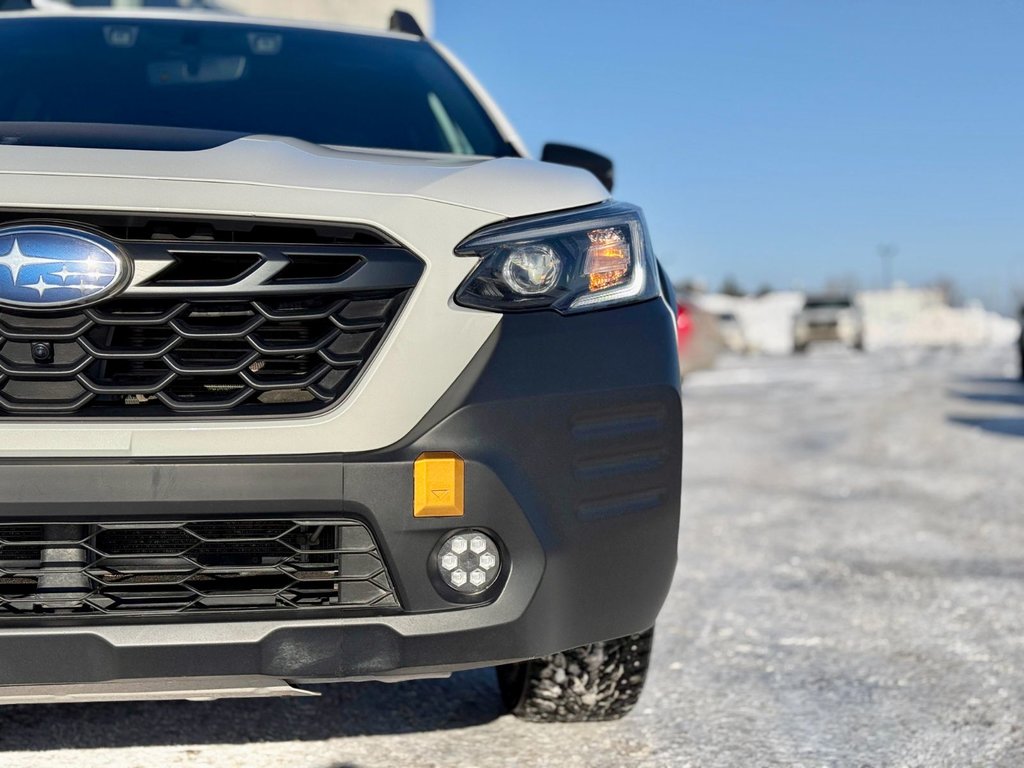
[0,520,399,617]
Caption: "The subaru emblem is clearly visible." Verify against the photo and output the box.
[0,225,130,310]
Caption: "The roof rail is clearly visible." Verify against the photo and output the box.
[389,9,424,37]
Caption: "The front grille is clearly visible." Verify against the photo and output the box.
[0,213,423,417]
[0,292,410,416]
[0,519,399,617]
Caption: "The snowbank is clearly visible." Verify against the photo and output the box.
[860,289,1019,349]
[692,288,1019,354]
[694,292,804,354]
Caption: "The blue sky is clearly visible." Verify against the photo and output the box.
[435,0,1024,310]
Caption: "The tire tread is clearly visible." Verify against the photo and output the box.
[498,628,654,723]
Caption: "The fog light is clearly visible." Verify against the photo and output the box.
[437,530,500,595]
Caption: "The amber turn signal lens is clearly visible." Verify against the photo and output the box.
[583,227,631,292]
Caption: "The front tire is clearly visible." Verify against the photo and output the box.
[497,628,654,723]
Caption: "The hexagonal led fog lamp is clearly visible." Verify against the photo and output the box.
[436,530,501,595]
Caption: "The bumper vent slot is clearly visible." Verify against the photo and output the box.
[0,520,399,617]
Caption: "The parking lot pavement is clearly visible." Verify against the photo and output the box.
[1,346,1023,768]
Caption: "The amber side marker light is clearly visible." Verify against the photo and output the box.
[414,452,465,517]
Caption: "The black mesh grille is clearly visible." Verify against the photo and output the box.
[0,292,410,416]
[0,520,399,617]
[0,213,422,417]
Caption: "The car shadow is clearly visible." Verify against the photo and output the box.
[947,415,1024,438]
[947,389,1024,407]
[0,669,507,751]
[947,372,1024,438]
[954,375,1024,386]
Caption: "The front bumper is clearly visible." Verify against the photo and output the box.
[0,299,682,689]
[797,325,841,342]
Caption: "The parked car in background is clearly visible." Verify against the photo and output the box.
[677,301,722,376]
[715,311,749,354]
[794,295,864,352]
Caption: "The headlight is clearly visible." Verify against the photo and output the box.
[454,202,658,314]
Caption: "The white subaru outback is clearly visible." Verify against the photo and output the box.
[0,6,682,722]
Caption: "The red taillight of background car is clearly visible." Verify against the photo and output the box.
[677,304,694,351]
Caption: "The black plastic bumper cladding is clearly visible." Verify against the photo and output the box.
[0,298,682,685]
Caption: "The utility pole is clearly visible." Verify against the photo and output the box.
[878,244,897,289]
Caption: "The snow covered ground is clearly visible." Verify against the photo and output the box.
[1,346,1023,767]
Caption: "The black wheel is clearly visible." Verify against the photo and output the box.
[496,628,654,723]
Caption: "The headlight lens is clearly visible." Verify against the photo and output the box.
[454,202,658,314]
[501,243,562,295]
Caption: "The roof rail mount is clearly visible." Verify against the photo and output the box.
[390,10,425,37]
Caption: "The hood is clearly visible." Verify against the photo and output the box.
[0,134,609,220]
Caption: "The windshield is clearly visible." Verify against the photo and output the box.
[0,16,511,156]
[804,298,853,310]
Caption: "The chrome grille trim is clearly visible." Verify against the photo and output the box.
[121,241,422,296]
